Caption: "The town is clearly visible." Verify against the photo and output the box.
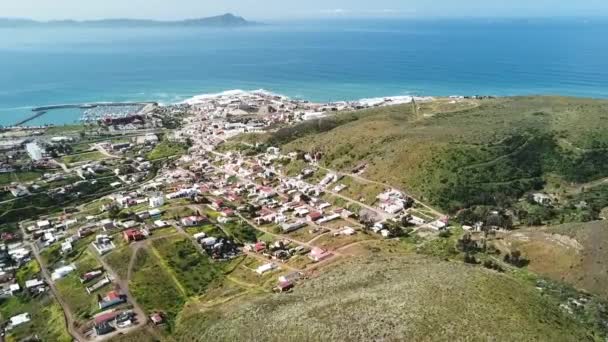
[0,90,547,341]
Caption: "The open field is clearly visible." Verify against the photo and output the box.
[59,151,106,165]
[0,171,43,185]
[500,220,608,299]
[104,245,133,279]
[146,140,187,160]
[151,237,223,297]
[172,255,601,341]
[0,295,71,342]
[129,247,186,329]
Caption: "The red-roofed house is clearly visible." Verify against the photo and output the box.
[309,247,333,262]
[306,212,323,222]
[123,229,145,243]
[254,241,266,253]
[94,311,118,325]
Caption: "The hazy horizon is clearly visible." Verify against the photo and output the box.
[1,0,608,21]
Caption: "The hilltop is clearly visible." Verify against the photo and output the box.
[253,96,608,216]
[173,255,599,341]
[0,13,258,28]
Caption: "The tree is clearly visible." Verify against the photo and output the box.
[504,250,529,268]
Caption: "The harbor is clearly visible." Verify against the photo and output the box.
[14,102,158,126]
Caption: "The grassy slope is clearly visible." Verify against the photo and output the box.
[267,97,608,212]
[504,220,608,299]
[129,248,186,329]
[173,255,596,342]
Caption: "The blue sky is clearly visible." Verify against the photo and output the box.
[2,0,608,20]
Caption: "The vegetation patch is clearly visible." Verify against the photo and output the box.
[173,255,598,341]
[146,141,187,160]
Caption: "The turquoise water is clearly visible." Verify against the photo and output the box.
[1,18,608,126]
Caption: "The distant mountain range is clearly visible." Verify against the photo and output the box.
[0,13,259,28]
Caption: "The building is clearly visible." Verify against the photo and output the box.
[149,193,164,208]
[92,235,116,255]
[309,247,333,262]
[256,263,277,275]
[123,229,145,243]
[180,216,208,227]
[25,142,44,161]
[98,291,127,310]
[280,221,307,233]
[306,212,323,222]
[51,264,76,281]
[7,313,31,329]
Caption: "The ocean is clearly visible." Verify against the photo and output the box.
[1,18,608,126]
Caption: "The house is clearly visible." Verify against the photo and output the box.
[379,199,405,214]
[193,232,207,242]
[25,279,44,290]
[309,247,333,262]
[180,216,208,227]
[37,220,51,230]
[98,219,115,230]
[148,208,162,219]
[221,209,235,217]
[154,220,169,228]
[94,323,115,336]
[51,264,76,281]
[334,227,356,236]
[149,194,164,208]
[200,237,218,247]
[253,241,266,253]
[532,193,552,206]
[61,241,73,254]
[211,199,224,210]
[275,281,294,293]
[7,313,31,329]
[318,214,340,224]
[407,215,426,226]
[94,311,119,325]
[218,216,234,224]
[256,263,277,275]
[281,221,307,233]
[98,291,127,310]
[278,271,302,284]
[123,229,145,243]
[150,312,165,325]
[306,212,323,222]
[80,270,103,283]
[92,235,116,255]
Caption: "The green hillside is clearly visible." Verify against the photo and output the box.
[173,256,601,341]
[260,97,608,213]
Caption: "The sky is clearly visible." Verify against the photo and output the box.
[1,0,608,21]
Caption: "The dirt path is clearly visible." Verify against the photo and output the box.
[90,245,149,340]
[26,241,87,342]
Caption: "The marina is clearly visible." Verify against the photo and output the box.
[14,102,158,127]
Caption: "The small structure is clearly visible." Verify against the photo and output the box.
[150,312,165,325]
[275,281,294,293]
[256,263,277,275]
